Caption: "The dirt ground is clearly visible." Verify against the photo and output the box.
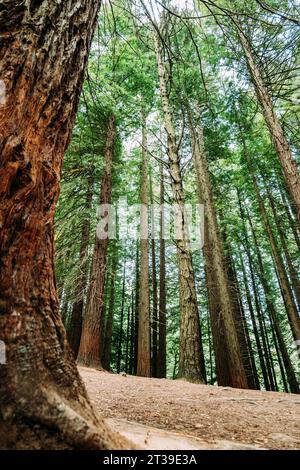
[79,366,300,450]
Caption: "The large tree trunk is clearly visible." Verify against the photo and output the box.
[155,34,205,383]
[157,163,167,378]
[189,119,247,388]
[0,1,130,449]
[67,170,94,358]
[137,112,151,377]
[78,114,116,367]
[203,225,231,386]
[224,244,259,390]
[236,24,300,220]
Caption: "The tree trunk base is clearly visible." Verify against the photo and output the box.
[0,386,135,450]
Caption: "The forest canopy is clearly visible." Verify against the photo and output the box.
[56,0,300,391]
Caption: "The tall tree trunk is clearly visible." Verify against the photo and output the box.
[239,252,268,390]
[240,132,300,341]
[278,185,300,251]
[102,244,118,371]
[78,114,116,367]
[189,118,247,388]
[230,253,260,390]
[150,175,158,377]
[204,225,231,386]
[267,188,300,311]
[222,230,259,389]
[248,216,300,393]
[157,163,167,378]
[0,1,129,449]
[134,243,139,375]
[137,111,151,377]
[129,290,135,375]
[270,315,289,393]
[67,170,94,358]
[155,34,205,383]
[125,305,131,374]
[236,24,300,220]
[117,263,126,374]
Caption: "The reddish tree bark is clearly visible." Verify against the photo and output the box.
[0,1,129,449]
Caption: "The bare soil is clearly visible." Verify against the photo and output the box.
[79,366,300,450]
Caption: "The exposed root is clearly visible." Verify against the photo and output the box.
[1,386,137,450]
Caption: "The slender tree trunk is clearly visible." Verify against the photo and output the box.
[270,315,289,393]
[158,163,167,378]
[60,287,71,328]
[137,111,151,377]
[134,243,139,375]
[125,305,131,374]
[117,263,126,374]
[67,171,94,358]
[102,244,118,371]
[207,308,214,385]
[241,133,300,341]
[78,114,116,367]
[150,175,158,377]
[248,216,300,393]
[239,252,267,390]
[278,185,300,251]
[129,290,135,375]
[236,24,300,220]
[0,1,130,449]
[227,251,259,390]
[189,117,247,388]
[267,188,300,311]
[155,34,205,382]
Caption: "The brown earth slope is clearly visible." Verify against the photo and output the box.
[79,366,300,450]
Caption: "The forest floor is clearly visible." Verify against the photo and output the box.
[80,366,300,450]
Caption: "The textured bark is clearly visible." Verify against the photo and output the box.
[157,163,167,378]
[137,112,151,377]
[150,175,158,377]
[78,114,116,367]
[189,119,247,388]
[0,1,130,450]
[237,24,300,220]
[67,171,94,358]
[225,247,259,390]
[204,225,231,386]
[155,34,205,383]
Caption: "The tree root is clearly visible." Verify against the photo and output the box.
[1,386,138,450]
